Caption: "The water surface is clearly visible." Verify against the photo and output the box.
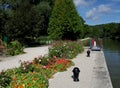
[103,39,120,88]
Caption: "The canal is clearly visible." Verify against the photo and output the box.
[103,39,120,88]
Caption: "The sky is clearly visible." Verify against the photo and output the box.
[73,0,120,25]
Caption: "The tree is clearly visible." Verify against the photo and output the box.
[0,9,10,39]
[83,24,92,38]
[4,0,53,44]
[0,10,4,35]
[91,23,120,40]
[32,1,52,37]
[5,1,34,41]
[48,0,84,40]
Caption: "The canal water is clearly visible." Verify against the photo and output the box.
[103,39,120,88]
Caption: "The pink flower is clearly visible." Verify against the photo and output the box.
[23,67,26,70]
[42,66,46,69]
[42,65,50,69]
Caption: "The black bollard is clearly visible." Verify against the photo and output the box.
[87,49,90,57]
[72,67,80,82]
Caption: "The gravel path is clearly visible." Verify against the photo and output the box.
[0,45,49,72]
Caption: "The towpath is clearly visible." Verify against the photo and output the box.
[48,47,113,88]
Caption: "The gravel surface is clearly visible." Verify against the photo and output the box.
[0,45,49,72]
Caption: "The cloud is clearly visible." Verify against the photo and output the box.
[86,4,111,20]
[92,16,99,21]
[98,5,111,13]
[73,0,96,6]
[73,0,87,6]
[86,8,97,19]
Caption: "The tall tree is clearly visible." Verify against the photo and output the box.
[0,9,4,37]
[83,24,92,38]
[32,1,52,37]
[48,0,84,40]
[5,0,52,43]
[5,1,33,41]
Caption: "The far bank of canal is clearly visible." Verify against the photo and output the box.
[103,39,120,88]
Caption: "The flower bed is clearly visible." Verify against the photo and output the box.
[49,40,84,59]
[0,56,73,88]
[0,41,83,88]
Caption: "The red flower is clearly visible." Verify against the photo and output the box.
[27,83,31,86]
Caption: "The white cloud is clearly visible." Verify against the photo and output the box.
[98,4,111,13]
[92,16,99,21]
[86,8,97,19]
[86,4,112,20]
[73,0,96,6]
[73,0,87,6]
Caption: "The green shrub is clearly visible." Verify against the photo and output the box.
[41,56,50,66]
[33,55,50,66]
[49,41,84,59]
[19,61,34,73]
[0,71,12,88]
[7,40,24,56]
[36,36,53,45]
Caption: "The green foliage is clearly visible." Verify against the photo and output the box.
[41,56,50,66]
[2,57,73,87]
[83,25,93,38]
[48,0,84,40]
[3,62,49,88]
[0,10,4,34]
[1,0,53,45]
[19,61,34,73]
[33,55,50,66]
[91,23,120,40]
[102,23,120,39]
[9,72,48,88]
[36,36,53,45]
[49,41,84,59]
[31,1,52,37]
[0,9,8,36]
[5,1,35,41]
[0,71,12,88]
[7,40,24,56]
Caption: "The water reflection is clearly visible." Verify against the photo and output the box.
[103,39,120,88]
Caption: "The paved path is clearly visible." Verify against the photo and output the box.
[0,45,49,72]
[48,47,113,88]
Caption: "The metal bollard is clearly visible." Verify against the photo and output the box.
[72,67,80,82]
[87,49,90,57]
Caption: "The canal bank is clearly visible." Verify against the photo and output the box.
[49,47,113,88]
[103,38,120,88]
[91,50,113,88]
